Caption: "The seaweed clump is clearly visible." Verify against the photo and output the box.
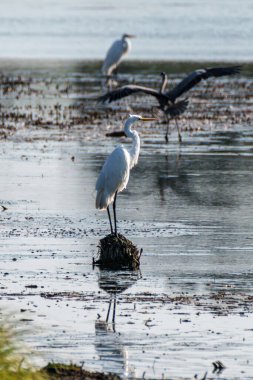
[43,363,121,380]
[94,233,142,270]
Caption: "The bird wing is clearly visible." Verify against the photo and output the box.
[102,40,126,75]
[96,146,130,199]
[166,65,241,101]
[97,85,161,103]
[201,65,241,78]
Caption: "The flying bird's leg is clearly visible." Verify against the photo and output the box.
[175,118,182,144]
[113,191,118,236]
[165,115,170,144]
[106,297,112,323]
[107,206,113,234]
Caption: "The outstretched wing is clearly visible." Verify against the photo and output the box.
[165,98,189,117]
[97,85,161,103]
[167,65,241,102]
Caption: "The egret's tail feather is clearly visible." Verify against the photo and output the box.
[96,189,105,210]
[96,189,114,210]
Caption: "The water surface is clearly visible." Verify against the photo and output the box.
[1,0,253,60]
[1,128,253,379]
[0,60,252,379]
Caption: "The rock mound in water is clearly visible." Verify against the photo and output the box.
[94,233,142,270]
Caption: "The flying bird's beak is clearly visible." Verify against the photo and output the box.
[140,117,158,122]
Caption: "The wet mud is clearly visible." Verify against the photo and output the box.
[0,60,253,379]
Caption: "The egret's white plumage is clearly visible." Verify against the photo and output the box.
[96,114,156,235]
[102,34,135,76]
[95,145,131,210]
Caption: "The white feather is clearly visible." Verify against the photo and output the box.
[96,145,130,210]
[102,37,131,76]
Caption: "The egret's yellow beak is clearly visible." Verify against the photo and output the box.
[140,117,158,121]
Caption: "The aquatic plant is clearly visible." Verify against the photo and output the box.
[43,362,121,380]
[95,233,142,269]
[0,322,47,380]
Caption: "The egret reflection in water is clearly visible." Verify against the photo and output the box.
[97,268,141,328]
[94,269,140,377]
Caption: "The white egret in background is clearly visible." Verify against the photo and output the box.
[101,34,135,89]
[98,65,241,142]
[96,114,157,236]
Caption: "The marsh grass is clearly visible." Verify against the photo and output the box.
[0,323,47,380]
[43,363,121,380]
[0,322,121,380]
[94,233,142,269]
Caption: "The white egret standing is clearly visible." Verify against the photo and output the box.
[96,115,156,236]
[102,34,135,76]
[101,34,135,89]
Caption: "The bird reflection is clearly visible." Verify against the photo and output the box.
[94,269,140,377]
[158,154,233,207]
[97,268,141,330]
[95,319,131,377]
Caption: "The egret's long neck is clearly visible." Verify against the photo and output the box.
[122,37,131,53]
[124,120,140,169]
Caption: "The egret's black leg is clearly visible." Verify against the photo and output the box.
[107,206,113,234]
[113,191,118,236]
[106,298,112,323]
[113,67,118,80]
[112,296,116,331]
[175,118,182,144]
[105,75,113,92]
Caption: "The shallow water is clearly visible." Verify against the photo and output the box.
[0,60,252,379]
[1,0,253,60]
[1,126,253,378]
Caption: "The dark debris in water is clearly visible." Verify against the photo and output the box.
[43,362,121,380]
[39,289,253,316]
[212,360,226,374]
[94,233,142,270]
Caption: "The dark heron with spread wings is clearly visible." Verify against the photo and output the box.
[98,65,241,143]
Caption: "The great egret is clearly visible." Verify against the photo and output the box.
[98,65,241,142]
[96,114,156,236]
[102,34,135,78]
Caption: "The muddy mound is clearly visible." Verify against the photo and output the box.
[94,233,142,270]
